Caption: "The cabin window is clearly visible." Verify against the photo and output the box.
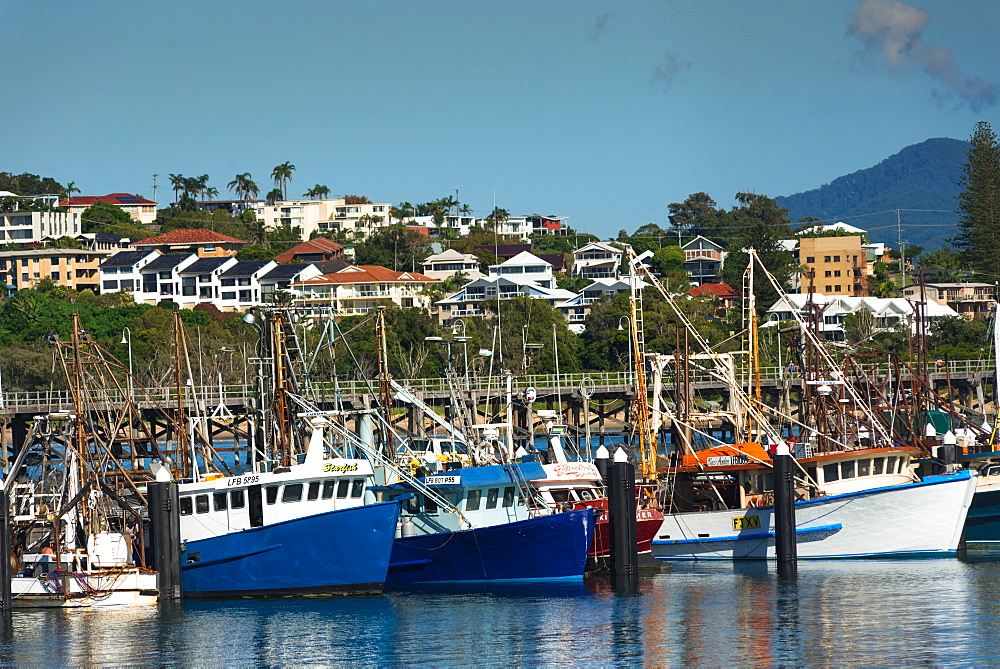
[858,459,871,477]
[213,492,228,511]
[502,487,515,508]
[841,461,856,479]
[579,489,596,501]
[806,466,817,485]
[423,495,438,513]
[551,490,570,503]
[872,457,885,475]
[407,496,421,514]
[195,495,210,514]
[823,463,840,483]
[886,457,897,475]
[266,486,279,505]
[351,479,364,498]
[282,484,303,503]
[230,490,245,509]
[307,481,320,501]
[466,490,482,510]
[179,496,193,516]
[336,479,350,498]
[322,480,336,499]
[486,488,499,509]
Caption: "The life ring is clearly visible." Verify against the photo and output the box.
[746,496,763,508]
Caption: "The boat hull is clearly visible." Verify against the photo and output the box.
[12,569,158,608]
[965,474,1000,546]
[180,500,399,597]
[652,471,976,560]
[591,508,664,557]
[385,507,596,585]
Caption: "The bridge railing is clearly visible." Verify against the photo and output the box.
[0,359,994,410]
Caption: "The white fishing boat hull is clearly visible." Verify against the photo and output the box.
[11,569,158,608]
[652,471,977,560]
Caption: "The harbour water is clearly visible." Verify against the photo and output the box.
[5,555,1000,666]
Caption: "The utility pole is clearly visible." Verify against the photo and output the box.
[152,174,159,206]
[896,209,906,289]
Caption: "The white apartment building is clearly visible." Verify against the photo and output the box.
[487,251,556,288]
[571,242,622,280]
[491,214,566,240]
[100,250,162,293]
[422,249,483,281]
[0,210,81,244]
[255,198,392,239]
[292,266,439,315]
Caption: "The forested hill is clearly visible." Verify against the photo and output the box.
[775,137,969,251]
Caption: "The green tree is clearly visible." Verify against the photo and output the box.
[81,201,136,234]
[954,121,1000,279]
[719,193,795,312]
[668,192,732,243]
[354,224,432,271]
[271,162,295,200]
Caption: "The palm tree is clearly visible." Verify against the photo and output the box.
[204,186,219,201]
[304,184,330,200]
[228,173,259,204]
[265,188,284,206]
[271,162,296,200]
[61,181,80,201]
[169,174,184,205]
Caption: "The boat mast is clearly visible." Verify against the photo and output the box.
[375,307,395,458]
[626,247,656,480]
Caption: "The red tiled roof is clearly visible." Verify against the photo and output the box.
[687,282,737,298]
[131,228,247,246]
[274,238,344,263]
[61,193,157,206]
[294,265,438,285]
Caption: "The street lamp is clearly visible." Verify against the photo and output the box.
[618,316,632,384]
[425,335,453,374]
[120,327,133,399]
[452,319,471,390]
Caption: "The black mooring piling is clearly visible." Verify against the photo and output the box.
[773,442,798,575]
[148,481,182,600]
[608,448,639,593]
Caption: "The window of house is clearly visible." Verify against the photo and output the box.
[222,278,236,286]
[823,256,831,263]
[203,246,216,253]
[159,271,171,280]
[833,256,841,262]
[222,291,236,300]
[834,285,841,292]
[825,285,832,292]
[824,271,832,278]
[834,270,841,277]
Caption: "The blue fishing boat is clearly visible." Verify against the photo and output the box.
[176,418,400,597]
[380,462,596,585]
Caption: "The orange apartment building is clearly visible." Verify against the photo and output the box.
[798,236,867,296]
[0,248,108,291]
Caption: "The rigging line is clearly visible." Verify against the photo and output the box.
[754,251,893,445]
[627,246,783,446]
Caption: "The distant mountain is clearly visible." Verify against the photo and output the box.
[775,137,970,251]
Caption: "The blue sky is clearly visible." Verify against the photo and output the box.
[3,0,998,239]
